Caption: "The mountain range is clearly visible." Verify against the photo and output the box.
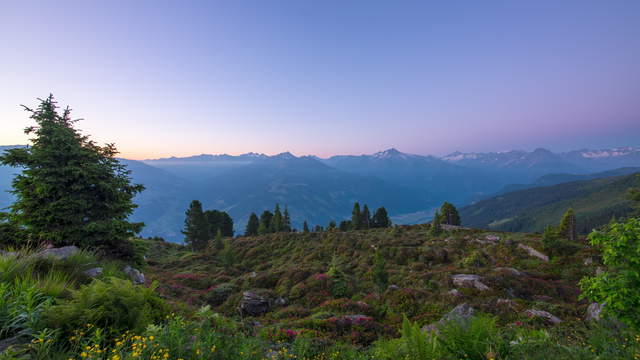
[1,145,639,242]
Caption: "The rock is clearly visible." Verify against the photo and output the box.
[517,244,549,262]
[452,274,491,291]
[422,303,475,332]
[494,267,523,276]
[586,302,605,321]
[388,284,400,291]
[36,246,79,260]
[83,267,103,278]
[123,265,145,285]
[496,298,516,307]
[239,291,270,317]
[485,235,501,242]
[583,258,593,265]
[524,309,561,324]
[447,289,460,297]
[274,297,288,306]
[250,271,257,278]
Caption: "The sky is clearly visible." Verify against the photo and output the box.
[1,1,639,160]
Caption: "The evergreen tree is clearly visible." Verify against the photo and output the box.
[439,202,461,226]
[361,205,371,230]
[327,253,349,297]
[204,210,234,238]
[351,202,361,230]
[372,248,389,292]
[218,238,236,270]
[303,220,310,233]
[558,208,577,241]
[213,228,224,250]
[183,200,209,251]
[0,96,144,255]
[430,210,442,236]
[283,205,292,232]
[314,225,324,232]
[339,220,351,231]
[372,207,391,228]
[258,210,273,235]
[245,213,259,236]
[541,225,560,256]
[271,204,283,233]
[328,221,337,231]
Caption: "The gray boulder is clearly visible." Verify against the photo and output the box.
[123,265,145,285]
[422,303,475,332]
[37,246,79,260]
[239,291,270,317]
[452,274,491,291]
[274,297,288,306]
[517,244,549,262]
[524,309,561,324]
[83,267,103,278]
[586,302,605,321]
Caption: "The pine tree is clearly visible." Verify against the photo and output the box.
[0,96,144,255]
[361,205,371,230]
[430,210,442,236]
[218,238,236,269]
[213,228,224,250]
[328,221,337,231]
[372,207,391,228]
[327,253,349,297]
[271,204,283,233]
[245,213,259,236]
[440,202,461,226]
[303,221,310,233]
[351,202,361,230]
[372,248,389,292]
[558,208,577,241]
[339,220,351,231]
[258,210,273,235]
[183,200,209,251]
[283,205,292,232]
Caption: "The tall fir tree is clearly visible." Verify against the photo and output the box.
[558,208,577,241]
[361,205,371,230]
[339,220,351,231]
[372,207,391,228]
[372,248,389,292]
[351,202,362,230]
[303,220,310,233]
[271,204,283,232]
[283,205,292,232]
[0,96,144,255]
[258,210,273,235]
[183,200,209,251]
[245,213,259,236]
[439,202,461,226]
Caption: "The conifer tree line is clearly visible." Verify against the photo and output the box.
[431,202,461,236]
[245,204,292,236]
[183,200,233,250]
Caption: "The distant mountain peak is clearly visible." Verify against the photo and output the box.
[373,148,406,158]
[273,151,297,160]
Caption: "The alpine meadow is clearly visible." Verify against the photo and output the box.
[1,1,640,359]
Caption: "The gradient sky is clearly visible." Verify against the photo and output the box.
[1,1,639,159]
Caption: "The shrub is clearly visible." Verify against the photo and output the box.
[438,315,509,360]
[203,282,238,306]
[44,277,169,336]
[373,316,442,360]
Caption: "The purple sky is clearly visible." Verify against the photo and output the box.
[1,1,639,159]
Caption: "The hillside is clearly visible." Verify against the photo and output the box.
[460,173,639,233]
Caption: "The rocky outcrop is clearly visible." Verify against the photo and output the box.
[452,274,491,291]
[586,302,605,321]
[37,246,79,260]
[83,267,103,278]
[494,267,523,276]
[123,265,145,285]
[422,303,475,332]
[524,309,561,324]
[517,244,549,262]
[274,297,288,306]
[239,291,270,317]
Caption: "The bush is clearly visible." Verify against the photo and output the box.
[373,316,442,359]
[44,277,169,336]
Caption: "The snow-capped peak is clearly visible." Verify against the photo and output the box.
[273,151,297,160]
[373,148,406,159]
[579,147,638,159]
